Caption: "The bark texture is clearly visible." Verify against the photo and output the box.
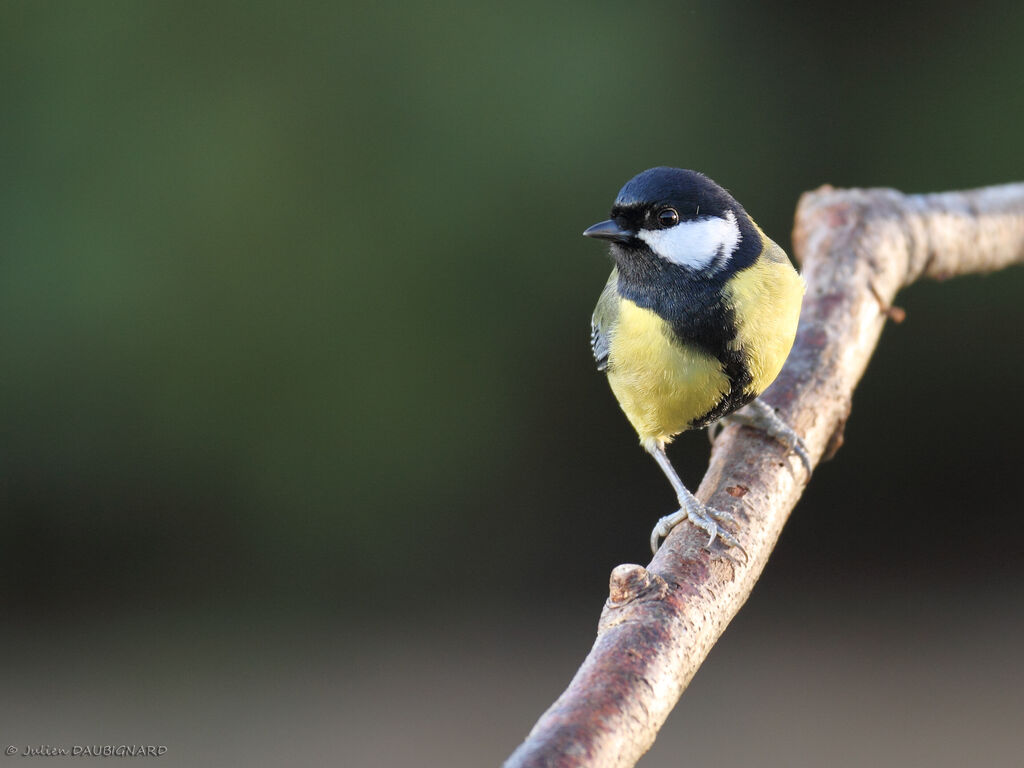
[504,183,1024,768]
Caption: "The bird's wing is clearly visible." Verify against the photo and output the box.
[590,268,619,372]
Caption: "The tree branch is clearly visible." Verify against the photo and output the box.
[504,183,1024,768]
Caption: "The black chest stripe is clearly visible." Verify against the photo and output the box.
[614,235,762,428]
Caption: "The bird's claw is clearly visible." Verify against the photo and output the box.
[790,434,812,476]
[650,501,740,554]
[725,400,813,477]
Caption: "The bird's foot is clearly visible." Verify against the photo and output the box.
[725,399,812,476]
[650,497,740,554]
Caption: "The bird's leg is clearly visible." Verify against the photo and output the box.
[720,399,812,476]
[646,441,739,553]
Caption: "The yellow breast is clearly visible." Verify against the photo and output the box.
[606,299,729,443]
[605,238,803,445]
[724,239,804,395]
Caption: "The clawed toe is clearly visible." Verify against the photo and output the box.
[650,500,741,553]
[645,441,746,556]
[727,399,813,477]
[791,435,812,476]
[688,508,739,549]
[650,510,686,553]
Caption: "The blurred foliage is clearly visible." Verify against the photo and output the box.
[2,1,1023,618]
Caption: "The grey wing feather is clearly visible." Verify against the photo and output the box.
[590,318,609,371]
[590,268,619,372]
[762,235,789,264]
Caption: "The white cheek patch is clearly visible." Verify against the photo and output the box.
[637,210,741,270]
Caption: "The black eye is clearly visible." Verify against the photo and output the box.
[657,207,679,228]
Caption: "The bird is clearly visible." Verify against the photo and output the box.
[583,167,809,553]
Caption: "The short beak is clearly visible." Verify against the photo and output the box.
[582,219,634,244]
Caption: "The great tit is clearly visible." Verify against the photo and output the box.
[584,167,809,553]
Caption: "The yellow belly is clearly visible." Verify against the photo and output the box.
[605,247,803,445]
[725,245,804,395]
[607,300,729,443]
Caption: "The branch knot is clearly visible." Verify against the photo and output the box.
[505,180,1024,768]
[606,564,668,607]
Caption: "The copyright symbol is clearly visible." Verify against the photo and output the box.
[5,745,16,756]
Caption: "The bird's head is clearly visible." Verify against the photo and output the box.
[583,167,757,275]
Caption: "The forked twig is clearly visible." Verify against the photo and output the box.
[504,182,1024,768]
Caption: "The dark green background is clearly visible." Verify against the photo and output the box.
[3,3,1022,766]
